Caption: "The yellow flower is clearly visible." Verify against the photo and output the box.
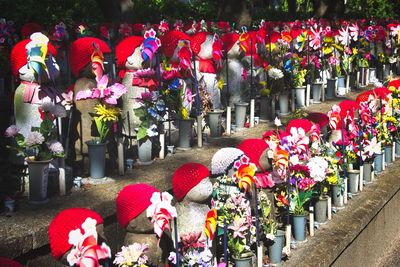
[326,173,338,185]
[181,107,189,119]
[94,104,120,122]
[217,78,225,90]
[352,48,358,55]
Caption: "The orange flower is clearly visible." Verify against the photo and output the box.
[204,209,217,240]
[275,191,289,207]
[236,163,256,193]
[273,148,289,169]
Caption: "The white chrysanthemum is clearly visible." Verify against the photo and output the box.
[268,67,284,80]
[307,156,329,182]
[25,132,45,146]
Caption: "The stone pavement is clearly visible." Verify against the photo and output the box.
[1,87,393,266]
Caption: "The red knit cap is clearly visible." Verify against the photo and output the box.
[339,100,359,118]
[160,30,190,58]
[21,22,43,39]
[116,183,159,228]
[307,112,329,127]
[286,118,314,134]
[0,258,23,267]
[388,79,400,89]
[48,208,103,260]
[68,37,111,78]
[172,163,210,202]
[10,38,58,78]
[356,89,375,103]
[373,86,390,99]
[221,32,239,52]
[237,139,268,168]
[190,32,209,56]
[115,36,144,69]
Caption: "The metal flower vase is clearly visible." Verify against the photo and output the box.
[396,141,400,157]
[268,230,285,264]
[332,184,344,208]
[234,102,249,129]
[27,159,52,204]
[178,118,194,149]
[314,196,328,224]
[294,86,306,108]
[311,82,323,104]
[208,109,224,137]
[259,96,273,121]
[138,138,153,165]
[234,256,253,267]
[347,169,360,195]
[292,214,307,241]
[278,93,290,115]
[374,153,383,175]
[363,162,373,184]
[336,76,346,97]
[384,145,393,165]
[86,141,107,179]
[326,78,336,99]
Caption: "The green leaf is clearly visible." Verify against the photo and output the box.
[137,126,148,141]
[133,107,147,119]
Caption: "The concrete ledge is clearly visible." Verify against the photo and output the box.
[0,121,271,262]
[283,159,400,267]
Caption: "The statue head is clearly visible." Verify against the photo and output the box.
[172,162,212,203]
[116,183,159,233]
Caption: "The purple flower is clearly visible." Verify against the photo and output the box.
[5,125,20,137]
[49,141,64,155]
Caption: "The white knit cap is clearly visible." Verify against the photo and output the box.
[211,147,245,177]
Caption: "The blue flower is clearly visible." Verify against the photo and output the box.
[284,59,292,72]
[147,107,158,118]
[168,78,180,91]
[156,100,165,112]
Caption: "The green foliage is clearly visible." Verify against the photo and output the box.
[0,0,101,31]
[131,0,217,23]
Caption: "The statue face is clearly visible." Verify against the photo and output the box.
[126,209,153,233]
[227,42,242,58]
[126,47,143,70]
[198,35,213,59]
[185,177,213,203]
[19,64,35,82]
[259,148,271,170]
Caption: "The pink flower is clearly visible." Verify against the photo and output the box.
[5,125,20,137]
[297,177,315,191]
[67,218,111,267]
[255,172,274,188]
[228,216,247,239]
[146,192,177,239]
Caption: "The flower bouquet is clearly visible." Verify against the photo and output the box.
[114,243,149,267]
[218,192,254,260]
[161,77,193,120]
[288,164,315,216]
[134,91,166,141]
[5,103,65,161]
[75,74,126,144]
